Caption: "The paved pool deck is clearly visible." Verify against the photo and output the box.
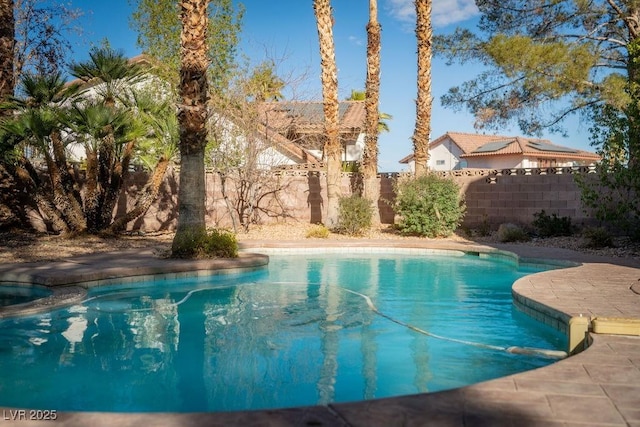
[0,239,639,426]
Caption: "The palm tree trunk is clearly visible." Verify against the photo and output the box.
[84,148,101,231]
[0,0,14,109]
[15,158,69,233]
[51,129,84,222]
[108,157,171,234]
[43,146,86,232]
[363,0,381,224]
[98,139,136,231]
[172,0,210,253]
[96,131,117,230]
[313,0,341,228]
[412,0,433,177]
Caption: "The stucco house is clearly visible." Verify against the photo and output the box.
[399,132,601,172]
[63,56,367,170]
[210,101,366,170]
[257,101,366,167]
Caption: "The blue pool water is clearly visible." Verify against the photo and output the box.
[0,251,566,412]
[0,285,51,307]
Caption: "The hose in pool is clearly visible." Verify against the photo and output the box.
[341,288,568,360]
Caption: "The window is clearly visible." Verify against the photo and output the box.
[435,160,445,166]
[538,158,557,167]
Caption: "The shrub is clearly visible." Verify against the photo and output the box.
[497,223,530,242]
[306,223,330,238]
[337,195,373,236]
[581,226,615,248]
[532,210,573,237]
[394,174,466,237]
[171,228,238,259]
[477,214,491,237]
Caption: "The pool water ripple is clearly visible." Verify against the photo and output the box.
[0,252,567,412]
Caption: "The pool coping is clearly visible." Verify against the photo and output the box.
[0,240,638,426]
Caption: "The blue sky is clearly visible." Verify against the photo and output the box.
[69,0,591,172]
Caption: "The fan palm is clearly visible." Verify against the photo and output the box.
[412,0,433,177]
[66,100,146,231]
[108,91,179,233]
[69,47,143,107]
[171,0,211,256]
[1,73,87,232]
[362,0,382,223]
[313,0,342,228]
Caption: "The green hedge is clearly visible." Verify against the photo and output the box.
[394,174,466,237]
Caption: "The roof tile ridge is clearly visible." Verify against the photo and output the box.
[447,131,512,139]
[514,136,528,153]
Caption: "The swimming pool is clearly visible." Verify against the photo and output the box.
[0,285,51,307]
[0,250,567,412]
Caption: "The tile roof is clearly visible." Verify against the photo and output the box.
[459,135,600,161]
[432,132,511,155]
[258,123,322,164]
[258,101,366,133]
[400,132,600,163]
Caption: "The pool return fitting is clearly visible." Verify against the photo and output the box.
[341,288,569,360]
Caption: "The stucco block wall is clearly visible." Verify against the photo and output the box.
[455,168,598,227]
[116,167,601,233]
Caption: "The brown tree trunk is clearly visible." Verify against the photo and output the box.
[0,0,14,108]
[94,127,116,230]
[51,129,84,221]
[363,0,381,224]
[98,139,136,231]
[172,0,210,253]
[47,130,86,232]
[84,148,101,232]
[108,157,171,234]
[15,158,69,233]
[43,144,86,232]
[412,0,433,177]
[313,0,341,228]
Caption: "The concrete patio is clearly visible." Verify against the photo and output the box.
[0,240,638,426]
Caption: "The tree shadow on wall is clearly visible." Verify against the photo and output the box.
[307,172,323,224]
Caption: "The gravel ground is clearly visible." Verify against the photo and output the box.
[1,223,638,264]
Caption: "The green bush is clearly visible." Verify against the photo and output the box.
[394,174,466,237]
[337,195,373,236]
[497,223,530,242]
[581,226,615,248]
[477,214,491,237]
[306,223,329,238]
[532,210,573,237]
[171,228,238,259]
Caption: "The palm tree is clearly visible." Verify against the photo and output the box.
[362,0,382,223]
[2,72,87,232]
[412,0,433,177]
[69,47,143,107]
[0,0,14,109]
[3,47,174,235]
[172,0,210,254]
[346,90,392,133]
[68,100,146,231]
[246,61,285,102]
[68,47,147,232]
[107,92,179,233]
[313,0,341,228]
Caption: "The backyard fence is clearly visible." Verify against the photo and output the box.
[116,166,600,233]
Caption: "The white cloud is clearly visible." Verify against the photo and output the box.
[349,35,364,46]
[386,0,480,28]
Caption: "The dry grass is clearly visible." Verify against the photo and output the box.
[1,222,638,264]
